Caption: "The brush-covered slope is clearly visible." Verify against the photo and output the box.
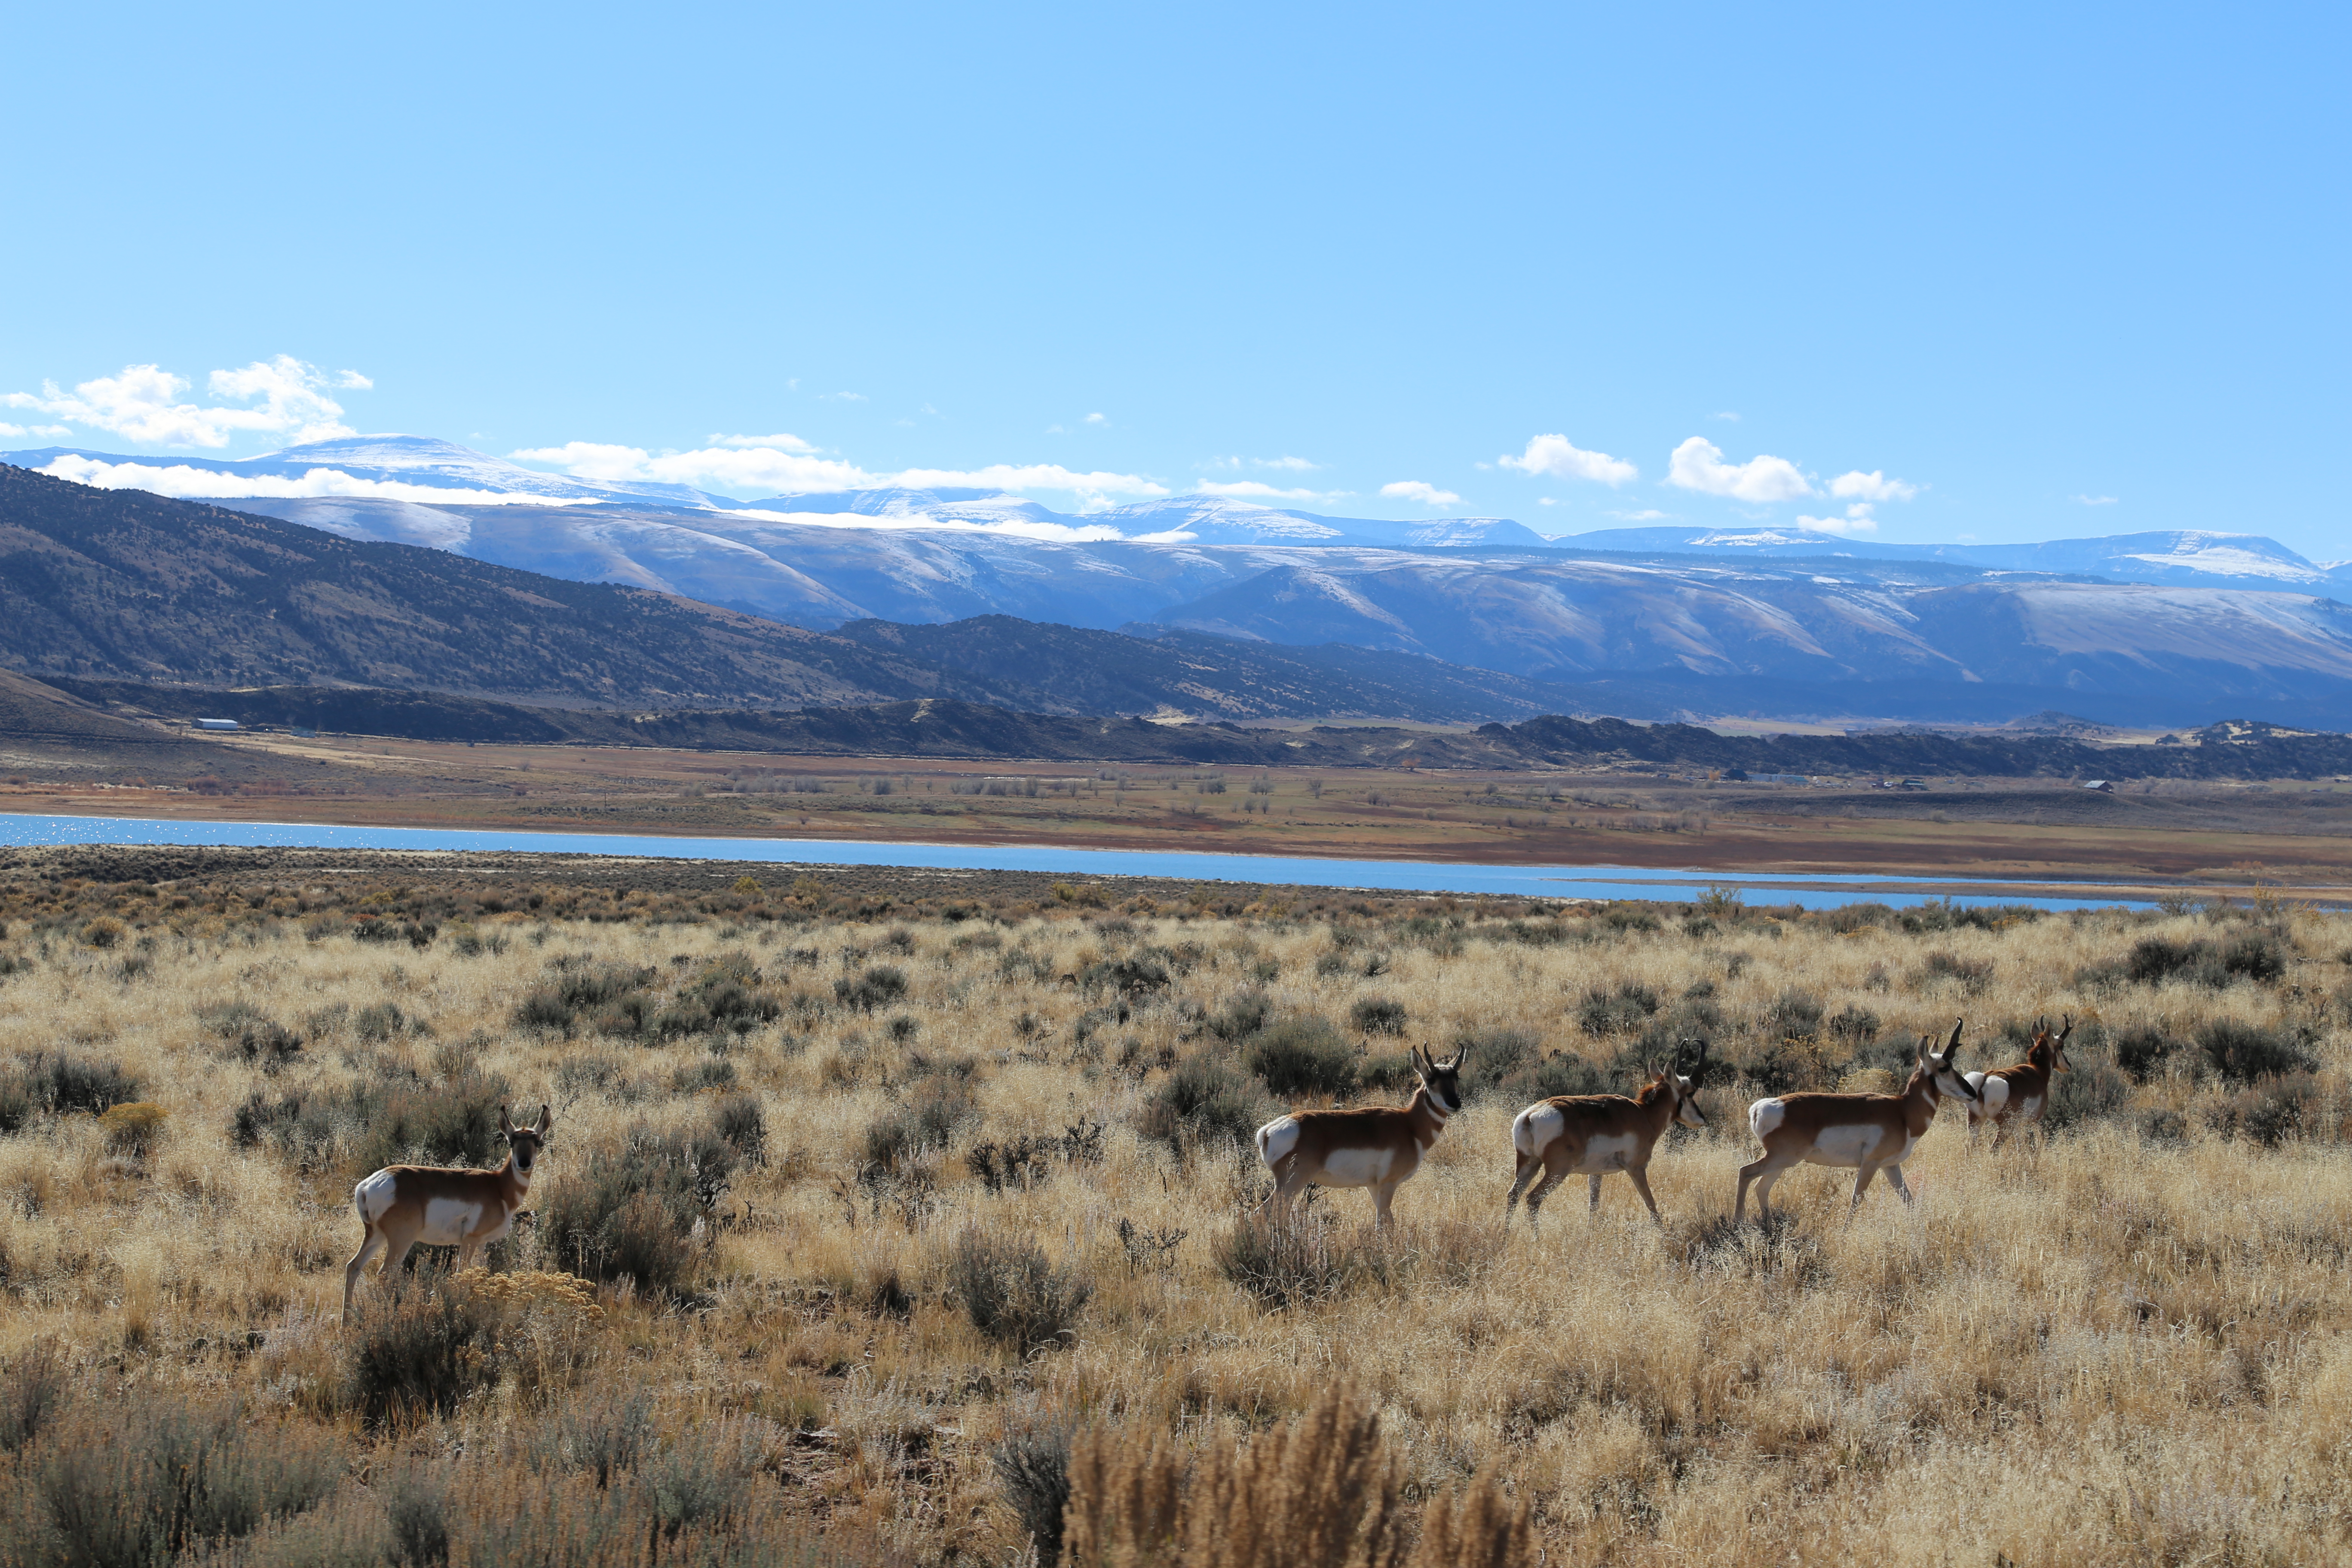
[834,615,1592,722]
[0,465,998,709]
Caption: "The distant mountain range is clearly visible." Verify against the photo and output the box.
[8,438,2352,729]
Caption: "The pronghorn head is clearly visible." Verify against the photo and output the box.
[1412,1046,1465,1114]
[1663,1038,1709,1129]
[2032,1015,2076,1074]
[1917,1019,1980,1103]
[498,1103,554,1177]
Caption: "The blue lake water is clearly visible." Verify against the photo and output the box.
[0,812,2169,911]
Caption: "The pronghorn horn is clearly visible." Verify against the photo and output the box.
[1946,1017,1965,1057]
[2056,1015,2074,1044]
[1450,1044,1469,1071]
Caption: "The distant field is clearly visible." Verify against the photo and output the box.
[0,848,2344,1563]
[6,727,2352,897]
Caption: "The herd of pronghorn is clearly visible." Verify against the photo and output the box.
[342,1016,2071,1318]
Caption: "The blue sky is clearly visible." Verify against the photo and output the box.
[3,2,2344,553]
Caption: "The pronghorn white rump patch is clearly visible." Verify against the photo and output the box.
[1749,1099,1787,1141]
[420,1197,486,1246]
[1255,1116,1301,1170]
[1320,1146,1396,1188]
[355,1169,400,1224]
[1513,1102,1564,1158]
[1577,1133,1638,1173]
[1968,1073,2010,1114]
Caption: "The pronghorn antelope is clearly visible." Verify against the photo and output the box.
[1253,1045,1464,1227]
[1965,1016,2073,1148]
[342,1104,552,1321]
[1733,1021,1979,1224]
[1505,1041,1709,1228]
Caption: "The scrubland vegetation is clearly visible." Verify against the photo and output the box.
[0,854,2349,1565]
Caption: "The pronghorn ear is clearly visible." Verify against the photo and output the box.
[536,1103,553,1137]
[498,1105,515,1137]
[1450,1045,1468,1072]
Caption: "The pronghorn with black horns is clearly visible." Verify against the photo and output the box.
[1253,1044,1464,1227]
[1734,1021,1979,1224]
[342,1103,553,1322]
[1964,1016,2073,1148]
[1505,1040,1710,1228]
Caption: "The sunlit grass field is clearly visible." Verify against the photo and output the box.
[0,856,2346,1565]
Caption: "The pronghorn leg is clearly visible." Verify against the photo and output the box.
[1846,1163,1880,1219]
[1504,1155,1544,1221]
[1990,1117,2012,1153]
[1626,1165,1663,1225]
[1587,1174,1604,1212]
[1735,1156,1776,1223]
[1260,1159,1311,1222]
[1370,1180,1401,1229]
[1522,1162,1570,1231]
[1883,1164,1914,1205]
[342,1228,386,1320]
[382,1237,420,1283]
[1749,1163,1789,1222]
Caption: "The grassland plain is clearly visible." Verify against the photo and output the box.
[0,851,2348,1565]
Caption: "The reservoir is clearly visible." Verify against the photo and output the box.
[0,812,2167,910]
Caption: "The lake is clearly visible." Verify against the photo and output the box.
[0,812,2170,910]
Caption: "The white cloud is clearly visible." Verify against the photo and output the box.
[1194,480,1327,502]
[1205,454,1320,472]
[1537,497,1558,506]
[1608,508,1672,521]
[1711,411,1741,422]
[1665,436,1813,502]
[707,432,818,451]
[1795,503,1880,536]
[3,355,363,448]
[1084,412,1106,425]
[1381,480,1461,507]
[1828,469,1920,502]
[510,438,1169,501]
[2075,493,2119,505]
[1499,433,1637,486]
[891,463,1168,499]
[33,455,567,506]
[512,441,874,493]
[821,391,866,402]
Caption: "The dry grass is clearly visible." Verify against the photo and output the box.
[0,860,2349,1564]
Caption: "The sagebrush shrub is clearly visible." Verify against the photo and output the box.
[341,1278,504,1425]
[539,1120,735,1291]
[1140,1055,1274,1152]
[1247,1015,1359,1097]
[2196,1019,2317,1084]
[949,1230,1091,1351]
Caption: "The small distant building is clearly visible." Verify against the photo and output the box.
[194,718,240,732]
[2083,779,2115,792]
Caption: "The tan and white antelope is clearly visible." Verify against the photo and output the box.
[342,1104,553,1321]
[1505,1042,1710,1228]
[1964,1016,2073,1148]
[1253,1045,1464,1227]
[1733,1022,1979,1224]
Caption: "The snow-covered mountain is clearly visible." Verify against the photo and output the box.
[9,434,2352,727]
[1563,524,2349,591]
[6,434,2334,587]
